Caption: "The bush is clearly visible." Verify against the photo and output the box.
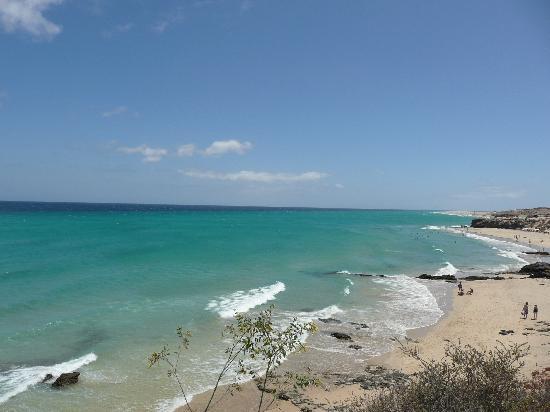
[148,305,317,412]
[340,341,550,412]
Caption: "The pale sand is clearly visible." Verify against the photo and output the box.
[467,227,550,251]
[372,275,550,375]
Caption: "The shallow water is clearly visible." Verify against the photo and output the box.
[0,203,531,410]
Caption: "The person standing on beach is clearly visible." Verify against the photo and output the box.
[522,302,529,319]
[533,304,538,320]
[458,281,463,293]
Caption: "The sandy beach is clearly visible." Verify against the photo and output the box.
[181,228,550,412]
[467,227,550,252]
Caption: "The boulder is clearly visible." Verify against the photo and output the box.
[52,372,80,388]
[42,373,53,383]
[330,332,352,341]
[519,262,550,278]
[349,344,362,350]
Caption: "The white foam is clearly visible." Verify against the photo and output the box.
[157,393,195,412]
[0,353,97,404]
[434,248,445,253]
[346,278,354,285]
[497,249,528,264]
[435,262,458,277]
[292,305,343,323]
[344,286,350,295]
[421,225,443,230]
[424,226,535,265]
[206,281,286,318]
[373,275,444,333]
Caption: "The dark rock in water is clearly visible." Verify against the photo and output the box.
[519,262,550,278]
[349,344,362,350]
[417,274,457,281]
[318,318,342,324]
[463,275,504,281]
[525,251,550,256]
[330,332,352,341]
[350,322,369,329]
[52,372,80,388]
[42,373,53,383]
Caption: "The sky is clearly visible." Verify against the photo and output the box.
[1,0,549,210]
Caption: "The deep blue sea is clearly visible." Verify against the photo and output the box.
[0,202,532,411]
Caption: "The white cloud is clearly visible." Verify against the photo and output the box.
[0,0,63,39]
[182,170,328,183]
[202,140,252,156]
[102,106,128,118]
[335,183,344,189]
[101,22,133,38]
[452,186,525,200]
[118,145,168,163]
[177,144,196,157]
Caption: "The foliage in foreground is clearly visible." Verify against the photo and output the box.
[341,340,550,412]
[148,305,317,412]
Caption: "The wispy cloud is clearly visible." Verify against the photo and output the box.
[202,140,252,156]
[240,0,254,13]
[182,170,328,183]
[177,144,196,157]
[118,145,168,163]
[0,0,64,39]
[101,22,133,38]
[152,6,184,33]
[452,186,525,200]
[102,106,128,118]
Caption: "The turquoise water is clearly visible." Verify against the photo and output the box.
[0,204,531,411]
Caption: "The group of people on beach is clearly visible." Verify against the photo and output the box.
[457,281,473,296]
[522,302,539,320]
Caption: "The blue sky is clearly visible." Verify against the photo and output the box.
[1,0,549,209]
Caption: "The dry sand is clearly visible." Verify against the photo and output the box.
[468,227,550,251]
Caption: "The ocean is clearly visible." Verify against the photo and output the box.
[0,202,534,411]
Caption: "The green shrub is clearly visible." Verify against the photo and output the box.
[148,305,317,412]
[340,341,550,412]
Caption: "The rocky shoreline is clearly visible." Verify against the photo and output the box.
[471,207,550,233]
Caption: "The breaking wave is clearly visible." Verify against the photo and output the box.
[435,262,459,277]
[206,281,286,318]
[0,353,97,404]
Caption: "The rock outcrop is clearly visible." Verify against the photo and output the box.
[417,274,457,281]
[463,275,504,281]
[330,332,352,341]
[52,372,80,388]
[470,207,550,232]
[519,262,550,278]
